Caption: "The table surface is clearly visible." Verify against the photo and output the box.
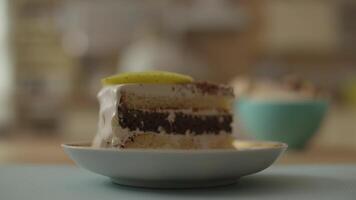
[0,165,355,200]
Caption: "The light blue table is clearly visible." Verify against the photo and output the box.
[0,165,355,200]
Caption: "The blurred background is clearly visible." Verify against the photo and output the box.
[0,0,356,164]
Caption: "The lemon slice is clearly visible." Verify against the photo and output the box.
[101,71,194,85]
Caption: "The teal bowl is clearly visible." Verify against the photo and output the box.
[236,98,328,149]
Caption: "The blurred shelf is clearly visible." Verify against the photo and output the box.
[1,136,356,165]
[261,52,356,67]
[0,137,71,164]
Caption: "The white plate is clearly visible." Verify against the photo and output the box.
[62,140,287,188]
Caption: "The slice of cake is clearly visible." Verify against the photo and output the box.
[92,71,235,149]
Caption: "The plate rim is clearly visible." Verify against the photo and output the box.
[61,140,287,154]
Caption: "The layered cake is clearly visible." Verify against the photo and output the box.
[92,71,235,149]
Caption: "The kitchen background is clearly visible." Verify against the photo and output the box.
[0,0,355,164]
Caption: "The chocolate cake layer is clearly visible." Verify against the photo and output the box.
[117,106,232,135]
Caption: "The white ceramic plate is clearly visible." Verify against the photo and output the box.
[62,140,287,188]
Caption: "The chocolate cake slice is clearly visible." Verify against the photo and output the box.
[93,82,235,149]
